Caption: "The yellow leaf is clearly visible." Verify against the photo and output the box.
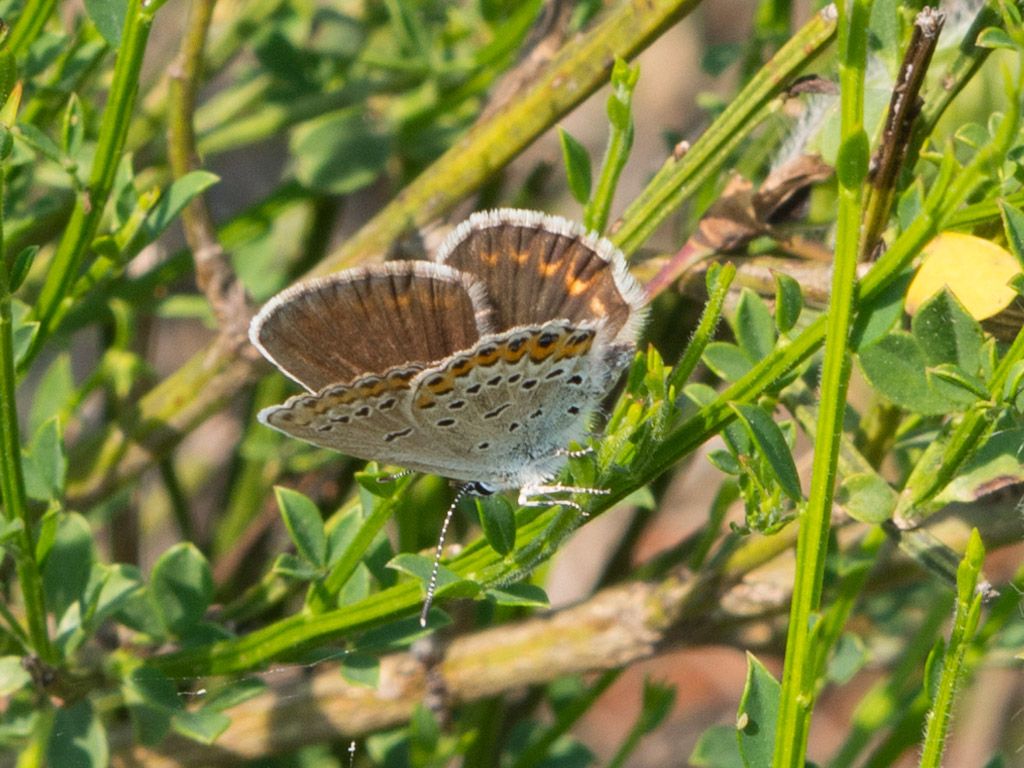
[906,232,1022,320]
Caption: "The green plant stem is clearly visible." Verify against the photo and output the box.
[773,2,872,765]
[0,167,53,663]
[584,60,638,233]
[666,263,735,393]
[829,593,951,768]
[25,0,156,368]
[6,0,56,58]
[918,531,985,767]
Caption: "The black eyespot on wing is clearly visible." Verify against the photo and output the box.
[545,368,565,379]
[537,332,558,348]
[486,375,503,386]
[521,379,538,390]
[507,373,522,384]
[530,408,543,419]
[484,403,511,419]
[508,422,521,432]
[436,417,456,427]
[477,441,490,450]
[567,406,581,415]
[567,375,584,385]
[379,398,397,411]
[466,383,482,394]
[355,406,371,417]
[448,400,466,410]
[385,427,414,442]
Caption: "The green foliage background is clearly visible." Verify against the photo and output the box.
[0,1,1023,767]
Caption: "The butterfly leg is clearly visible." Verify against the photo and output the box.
[517,484,609,516]
[555,446,594,459]
[375,468,415,484]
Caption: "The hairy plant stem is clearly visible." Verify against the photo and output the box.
[773,3,872,763]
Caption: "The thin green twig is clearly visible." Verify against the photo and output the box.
[773,2,872,764]
[25,0,157,368]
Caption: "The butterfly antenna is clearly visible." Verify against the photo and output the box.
[420,484,471,627]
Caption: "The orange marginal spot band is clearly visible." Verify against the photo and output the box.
[555,331,594,361]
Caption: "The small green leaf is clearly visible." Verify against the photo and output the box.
[911,290,983,373]
[836,472,896,524]
[929,364,989,401]
[291,109,390,195]
[8,244,38,292]
[736,653,780,767]
[1000,201,1024,268]
[11,299,38,367]
[275,486,327,568]
[486,583,550,608]
[707,449,742,475]
[858,332,975,415]
[733,289,776,362]
[29,353,74,436]
[273,552,321,581]
[558,127,592,205]
[607,57,639,131]
[827,632,868,684]
[0,656,31,696]
[690,725,745,768]
[850,269,910,350]
[22,417,66,503]
[150,543,214,636]
[703,342,752,382]
[61,93,85,159]
[896,180,924,231]
[387,553,479,599]
[0,51,16,111]
[477,495,515,556]
[976,26,1015,50]
[47,699,108,768]
[84,0,128,46]
[122,665,179,746]
[341,653,381,688]
[730,404,802,503]
[172,709,231,745]
[42,512,94,618]
[93,563,143,622]
[355,465,403,497]
[143,171,220,241]
[773,272,802,333]
[638,679,676,733]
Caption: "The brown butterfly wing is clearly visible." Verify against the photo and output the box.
[435,209,646,345]
[250,262,494,392]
